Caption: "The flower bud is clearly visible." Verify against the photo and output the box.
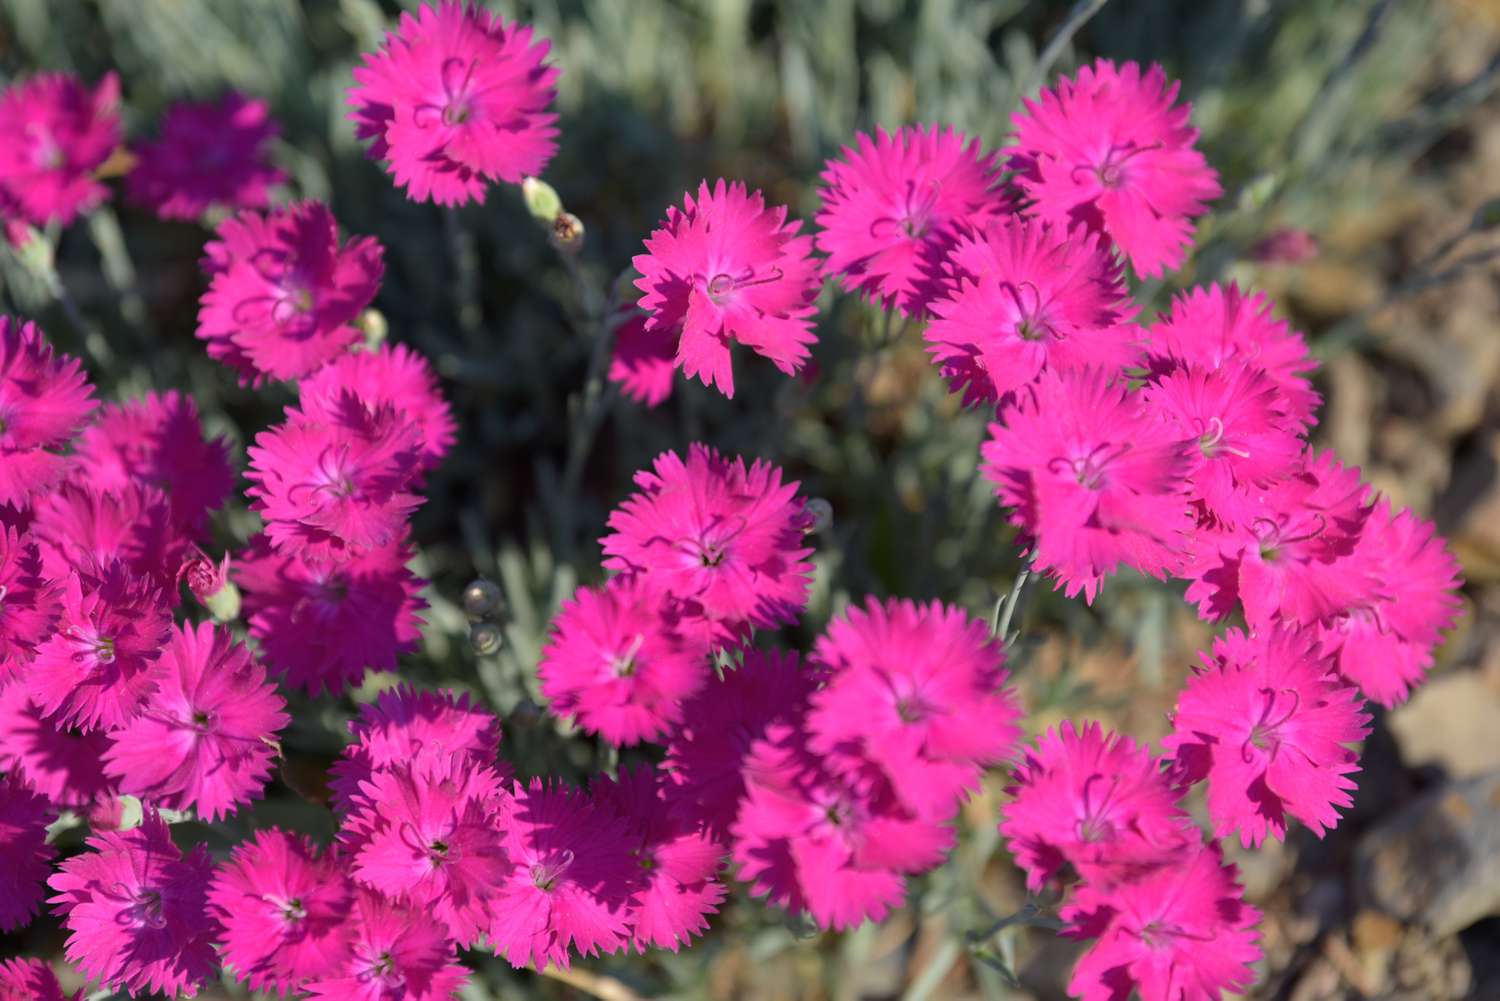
[804,497,833,535]
[549,212,584,255]
[357,307,388,349]
[179,550,240,622]
[462,578,504,622]
[522,175,563,224]
[469,621,504,656]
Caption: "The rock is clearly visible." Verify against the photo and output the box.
[1388,672,1500,778]
[1355,770,1500,936]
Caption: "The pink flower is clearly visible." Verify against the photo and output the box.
[816,125,1009,316]
[237,534,427,694]
[48,812,220,998]
[31,483,188,597]
[808,598,1020,820]
[981,366,1192,602]
[733,723,953,930]
[487,778,638,970]
[1009,60,1220,278]
[0,959,75,1001]
[198,201,385,384]
[594,765,727,952]
[71,390,235,536]
[0,316,98,507]
[662,649,815,840]
[298,343,456,471]
[634,179,820,399]
[539,576,711,746]
[305,890,469,1001]
[1000,722,1193,892]
[1062,843,1261,1001]
[0,773,55,931]
[103,622,288,820]
[1164,627,1371,847]
[0,73,121,227]
[0,526,57,683]
[349,1,559,205]
[925,218,1136,406]
[27,567,172,732]
[608,311,677,408]
[209,829,353,996]
[0,685,116,808]
[127,91,285,219]
[603,444,814,638]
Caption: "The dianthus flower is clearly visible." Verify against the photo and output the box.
[0,316,98,506]
[733,723,953,930]
[198,201,385,384]
[487,778,638,970]
[0,685,116,807]
[603,444,814,639]
[594,766,727,952]
[1008,60,1220,278]
[634,179,820,399]
[103,622,288,820]
[27,567,172,732]
[32,483,188,597]
[539,576,711,746]
[127,91,285,219]
[349,1,559,205]
[247,400,424,563]
[0,73,120,227]
[209,829,354,996]
[1000,722,1194,892]
[0,526,57,683]
[1062,843,1261,1001]
[925,219,1135,406]
[981,366,1192,602]
[236,534,427,694]
[0,959,74,1001]
[662,649,815,839]
[1317,498,1463,708]
[808,598,1019,820]
[816,125,1008,316]
[305,890,468,1001]
[1145,283,1320,426]
[48,812,219,998]
[1164,627,1371,847]
[608,311,677,408]
[0,774,55,931]
[298,343,455,472]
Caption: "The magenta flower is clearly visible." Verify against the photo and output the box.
[197,201,385,384]
[298,343,456,472]
[0,73,120,227]
[305,890,469,1001]
[1164,627,1371,847]
[634,179,820,399]
[1000,722,1194,892]
[0,959,74,1001]
[1063,844,1261,1001]
[925,219,1135,406]
[0,774,55,931]
[0,525,57,683]
[981,366,1192,602]
[487,778,638,970]
[127,91,285,219]
[0,316,98,507]
[808,598,1020,820]
[209,829,354,996]
[815,125,1009,316]
[349,1,559,205]
[603,444,814,639]
[237,534,427,694]
[32,483,188,598]
[103,622,288,820]
[48,812,220,998]
[608,311,678,408]
[0,685,116,808]
[27,567,172,732]
[1009,60,1220,278]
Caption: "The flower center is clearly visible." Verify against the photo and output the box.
[1048,442,1129,491]
[126,888,166,929]
[189,707,214,731]
[610,634,646,678]
[531,850,575,892]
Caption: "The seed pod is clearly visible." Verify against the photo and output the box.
[469,621,504,657]
[462,578,504,621]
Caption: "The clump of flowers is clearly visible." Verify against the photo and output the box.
[127,90,285,219]
[0,316,98,506]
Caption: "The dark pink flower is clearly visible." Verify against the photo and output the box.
[298,343,456,471]
[103,622,288,820]
[0,316,98,507]
[0,773,55,931]
[1252,226,1318,264]
[1009,60,1220,278]
[1164,627,1371,847]
[0,684,116,807]
[0,73,120,226]
[608,311,677,408]
[32,482,188,598]
[127,91,285,219]
[48,812,219,998]
[0,525,57,684]
[816,125,1009,316]
[305,890,468,1001]
[237,534,427,694]
[349,1,559,205]
[209,829,353,996]
[634,179,820,399]
[198,201,385,384]
[0,958,76,1001]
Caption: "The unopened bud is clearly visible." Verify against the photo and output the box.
[357,308,388,349]
[180,550,240,622]
[469,621,504,657]
[549,212,584,255]
[522,176,564,224]
[804,498,833,535]
[462,578,504,622]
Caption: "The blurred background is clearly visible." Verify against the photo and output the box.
[3,0,1500,998]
